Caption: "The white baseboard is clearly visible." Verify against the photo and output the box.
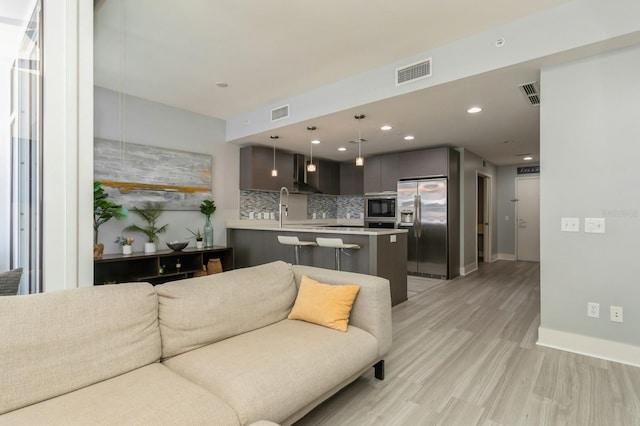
[460,262,478,276]
[537,327,640,368]
[497,253,516,261]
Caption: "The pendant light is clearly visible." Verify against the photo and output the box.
[270,135,278,177]
[307,126,317,172]
[354,114,365,167]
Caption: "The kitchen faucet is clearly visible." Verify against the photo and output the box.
[279,186,289,228]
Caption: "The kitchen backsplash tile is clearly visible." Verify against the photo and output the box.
[239,190,363,220]
[307,194,336,219]
[337,195,364,219]
[239,190,278,219]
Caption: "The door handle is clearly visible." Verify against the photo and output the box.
[415,195,422,238]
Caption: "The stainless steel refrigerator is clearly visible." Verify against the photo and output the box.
[397,178,457,279]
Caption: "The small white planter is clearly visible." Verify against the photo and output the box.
[122,245,133,255]
[144,242,156,253]
[196,240,204,249]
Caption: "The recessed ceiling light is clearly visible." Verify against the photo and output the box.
[523,156,533,161]
[338,147,346,151]
[216,82,228,88]
[311,139,320,145]
[380,125,392,131]
[467,106,482,114]
[404,135,415,141]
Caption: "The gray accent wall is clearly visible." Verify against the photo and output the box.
[94,87,236,255]
[540,45,640,346]
[496,164,540,257]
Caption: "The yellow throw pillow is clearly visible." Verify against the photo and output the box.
[288,275,360,332]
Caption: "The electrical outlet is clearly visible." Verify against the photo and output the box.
[610,306,623,323]
[561,218,580,232]
[587,302,600,318]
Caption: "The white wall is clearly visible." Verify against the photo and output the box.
[457,148,498,275]
[538,45,640,365]
[94,87,239,255]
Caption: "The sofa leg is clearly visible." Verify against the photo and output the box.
[374,360,385,380]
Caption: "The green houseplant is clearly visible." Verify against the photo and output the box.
[186,227,204,249]
[200,199,216,248]
[124,201,168,253]
[93,181,128,258]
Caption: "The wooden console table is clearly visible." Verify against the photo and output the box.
[94,246,233,285]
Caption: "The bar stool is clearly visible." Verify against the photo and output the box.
[315,237,360,271]
[277,236,317,265]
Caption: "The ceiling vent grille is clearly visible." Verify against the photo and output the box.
[518,82,540,106]
[271,104,289,122]
[396,58,432,86]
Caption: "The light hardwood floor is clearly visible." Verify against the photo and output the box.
[295,261,640,426]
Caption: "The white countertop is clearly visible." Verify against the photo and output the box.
[227,220,406,236]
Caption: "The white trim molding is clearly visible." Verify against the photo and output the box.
[460,262,478,276]
[538,327,640,368]
[497,253,516,261]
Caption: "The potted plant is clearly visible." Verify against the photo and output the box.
[115,236,135,255]
[124,201,168,253]
[200,199,216,248]
[94,181,128,259]
[186,227,204,249]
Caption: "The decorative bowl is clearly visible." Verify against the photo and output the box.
[166,241,188,251]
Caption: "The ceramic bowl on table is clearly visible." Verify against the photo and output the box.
[166,241,188,251]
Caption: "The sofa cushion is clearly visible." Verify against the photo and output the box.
[288,275,360,332]
[162,319,378,425]
[156,261,297,359]
[0,363,240,425]
[292,265,393,358]
[0,283,161,415]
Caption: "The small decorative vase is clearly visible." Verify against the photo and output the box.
[122,245,132,255]
[144,242,156,253]
[196,240,204,249]
[204,215,214,248]
[93,243,104,259]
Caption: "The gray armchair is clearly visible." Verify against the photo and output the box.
[0,268,23,296]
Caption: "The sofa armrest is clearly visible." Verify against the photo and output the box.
[291,265,392,357]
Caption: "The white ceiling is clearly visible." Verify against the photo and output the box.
[94,0,573,166]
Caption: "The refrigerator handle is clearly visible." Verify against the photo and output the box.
[414,194,421,238]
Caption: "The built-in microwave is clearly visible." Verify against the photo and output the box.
[364,192,397,223]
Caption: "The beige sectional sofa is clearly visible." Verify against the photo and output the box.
[0,261,392,425]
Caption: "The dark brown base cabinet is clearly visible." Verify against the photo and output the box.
[94,247,233,285]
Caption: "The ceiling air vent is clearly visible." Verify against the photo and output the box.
[396,58,432,86]
[271,104,289,122]
[518,82,540,106]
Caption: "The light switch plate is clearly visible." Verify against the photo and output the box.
[561,217,580,232]
[585,218,605,233]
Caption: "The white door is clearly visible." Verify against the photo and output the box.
[516,177,540,262]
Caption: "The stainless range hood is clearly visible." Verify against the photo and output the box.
[292,154,321,193]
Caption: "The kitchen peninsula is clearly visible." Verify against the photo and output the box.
[227,222,408,305]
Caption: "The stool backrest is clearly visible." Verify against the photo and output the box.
[278,235,301,245]
[316,237,345,248]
